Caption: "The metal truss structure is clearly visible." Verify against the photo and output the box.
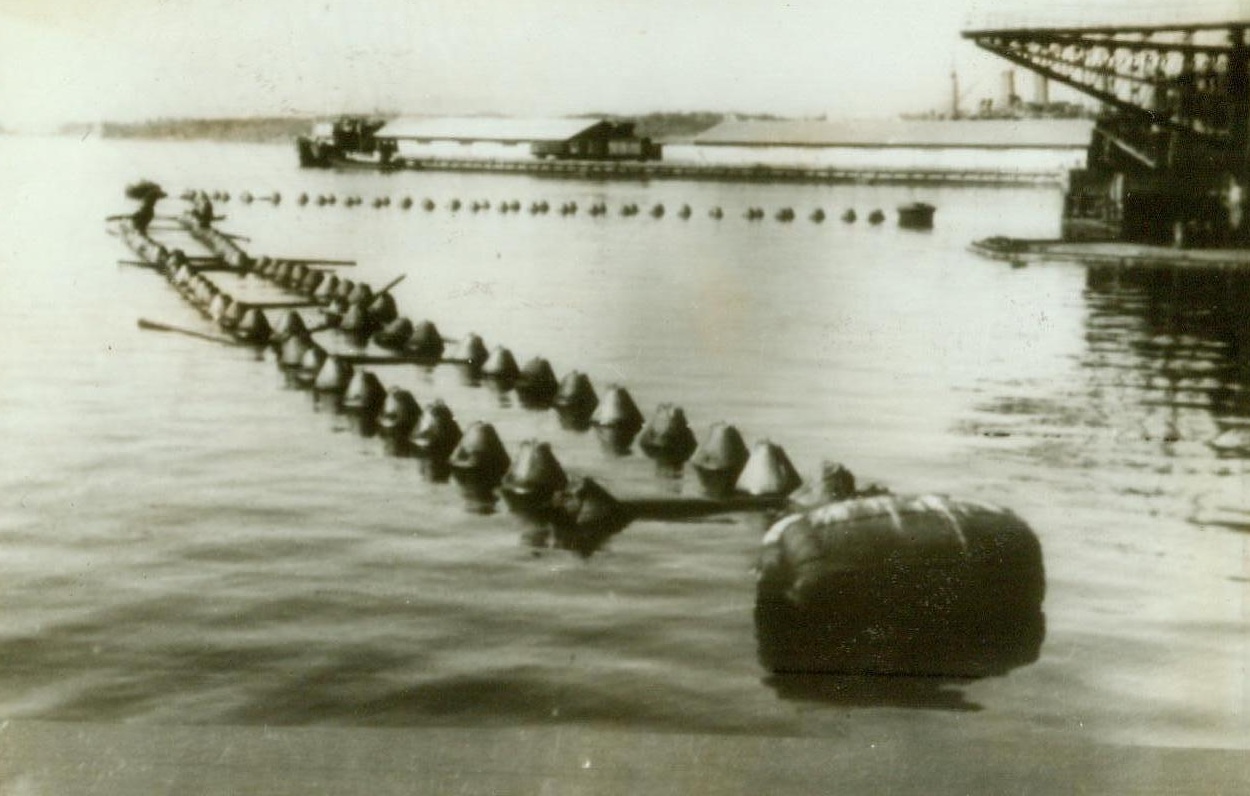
[963,21,1250,244]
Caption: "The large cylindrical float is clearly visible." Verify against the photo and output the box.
[755,494,1045,678]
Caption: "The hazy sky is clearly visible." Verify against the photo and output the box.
[0,0,1245,129]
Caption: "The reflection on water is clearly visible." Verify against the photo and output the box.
[1083,265,1250,531]
[962,262,1250,533]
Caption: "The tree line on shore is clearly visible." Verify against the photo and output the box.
[56,111,798,143]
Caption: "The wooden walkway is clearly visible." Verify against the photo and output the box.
[395,157,1062,187]
[970,237,1250,271]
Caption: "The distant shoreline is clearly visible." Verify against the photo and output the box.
[52,113,787,144]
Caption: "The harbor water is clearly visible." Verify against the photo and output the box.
[0,136,1246,752]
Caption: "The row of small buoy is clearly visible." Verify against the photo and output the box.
[123,212,881,551]
[185,188,898,226]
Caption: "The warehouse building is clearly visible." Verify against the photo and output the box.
[374,117,661,163]
[666,118,1093,173]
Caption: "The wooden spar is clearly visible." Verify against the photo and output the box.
[620,494,786,520]
[137,318,245,346]
[377,273,407,295]
[234,300,321,310]
[334,353,443,365]
[273,257,357,267]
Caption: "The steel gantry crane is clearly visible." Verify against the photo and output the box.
[963,19,1250,247]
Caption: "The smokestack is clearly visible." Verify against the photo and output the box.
[1033,72,1049,106]
[1000,69,1017,109]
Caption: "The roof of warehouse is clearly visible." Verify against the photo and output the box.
[691,118,1094,149]
[376,117,604,142]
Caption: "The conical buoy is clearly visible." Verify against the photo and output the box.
[554,370,598,423]
[453,333,488,371]
[208,293,231,323]
[342,370,385,416]
[339,302,376,338]
[841,209,857,223]
[501,440,568,511]
[219,299,245,330]
[690,422,749,496]
[366,292,397,326]
[324,297,349,327]
[333,278,355,302]
[373,317,414,350]
[279,332,314,370]
[294,345,327,388]
[287,263,309,289]
[448,421,511,485]
[346,282,373,307]
[299,270,325,297]
[550,477,629,556]
[810,208,825,223]
[482,346,520,383]
[313,355,354,395]
[788,461,857,508]
[410,400,462,460]
[736,440,801,497]
[516,357,558,407]
[378,387,421,439]
[638,404,698,464]
[405,320,446,362]
[235,307,272,346]
[591,385,644,453]
[270,311,309,350]
[313,274,340,304]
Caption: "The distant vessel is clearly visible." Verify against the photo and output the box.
[296,117,398,169]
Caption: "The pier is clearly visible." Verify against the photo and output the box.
[391,157,1062,187]
[971,237,1250,271]
[964,19,1250,247]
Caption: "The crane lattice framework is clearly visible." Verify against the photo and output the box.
[963,21,1250,246]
